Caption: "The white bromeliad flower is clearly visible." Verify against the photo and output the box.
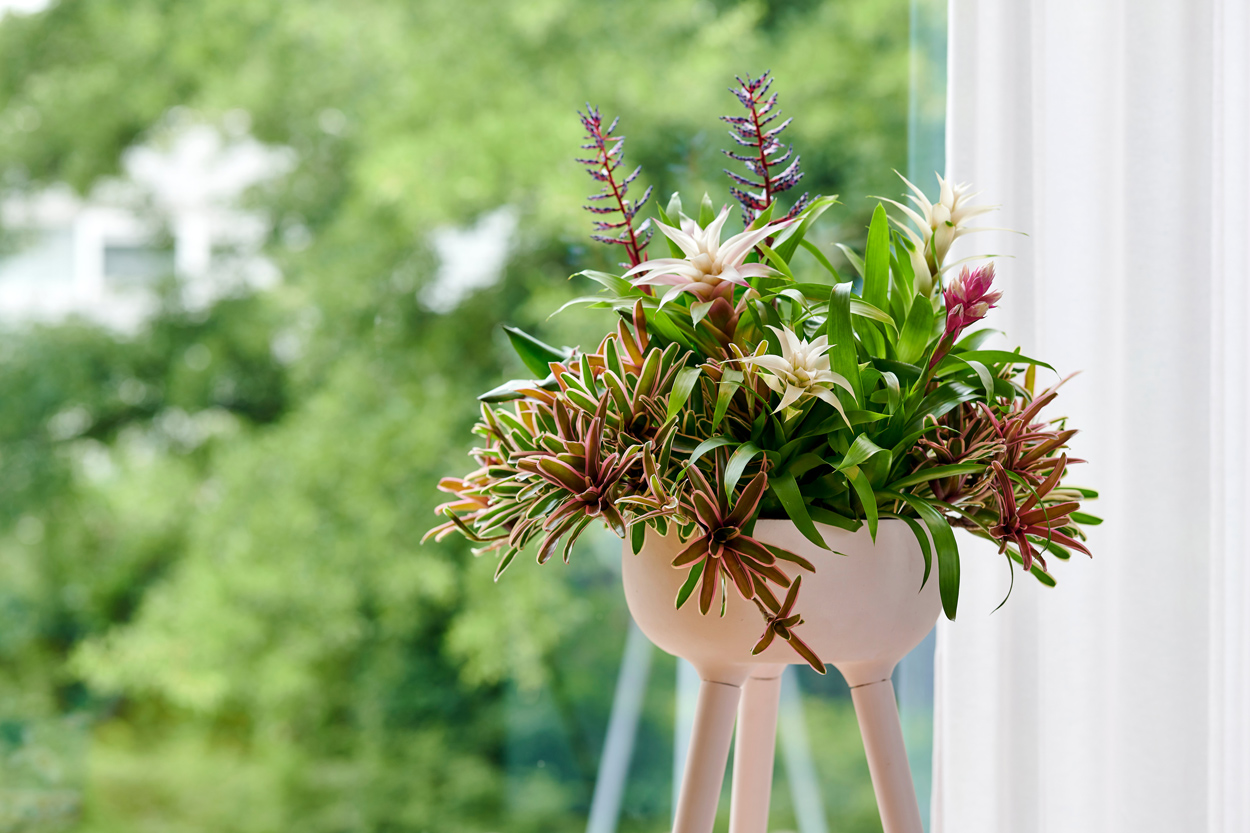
[881,173,996,295]
[624,205,791,304]
[739,326,855,416]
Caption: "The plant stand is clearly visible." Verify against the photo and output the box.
[622,520,940,833]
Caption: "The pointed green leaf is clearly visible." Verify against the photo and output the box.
[630,522,646,555]
[835,243,866,278]
[955,328,1000,351]
[690,300,715,328]
[724,442,763,496]
[699,192,715,227]
[654,202,687,259]
[504,325,569,378]
[675,559,705,609]
[862,203,891,311]
[689,436,734,468]
[844,465,879,540]
[666,366,702,422]
[945,349,1054,371]
[748,202,775,230]
[826,284,864,405]
[836,434,891,472]
[850,299,900,336]
[770,470,829,550]
[798,239,845,282]
[808,505,863,532]
[888,462,986,490]
[774,195,839,261]
[883,490,961,619]
[891,513,933,588]
[895,298,935,365]
[758,243,796,281]
[574,270,637,295]
[711,370,742,433]
[947,355,995,403]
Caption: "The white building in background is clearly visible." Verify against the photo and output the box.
[0,119,292,330]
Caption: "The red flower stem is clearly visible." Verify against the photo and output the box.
[588,129,649,270]
[747,95,775,215]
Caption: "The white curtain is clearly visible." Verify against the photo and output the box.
[933,1,1250,832]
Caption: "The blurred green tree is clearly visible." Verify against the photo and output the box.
[0,1,911,830]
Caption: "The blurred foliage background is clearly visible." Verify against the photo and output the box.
[0,0,927,830]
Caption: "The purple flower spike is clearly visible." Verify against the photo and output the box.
[720,71,809,226]
[577,105,653,268]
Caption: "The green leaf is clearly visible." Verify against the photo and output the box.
[884,491,960,619]
[835,243,866,278]
[724,442,763,496]
[665,191,683,218]
[895,298,935,365]
[888,462,986,490]
[688,436,734,468]
[843,465,879,540]
[904,381,981,433]
[630,522,646,555]
[748,202,775,229]
[503,325,568,378]
[1071,511,1102,526]
[653,202,686,259]
[1006,548,1058,586]
[757,243,796,281]
[699,192,716,227]
[478,375,557,402]
[955,328,1000,351]
[945,349,1055,372]
[890,231,917,304]
[494,548,519,581]
[850,299,900,337]
[666,366,702,422]
[890,513,933,588]
[770,470,829,550]
[862,203,891,311]
[836,434,890,472]
[798,239,844,282]
[825,284,863,405]
[690,300,715,328]
[787,452,826,479]
[774,194,839,261]
[575,270,637,295]
[807,505,863,532]
[882,371,901,413]
[711,370,742,433]
[675,559,705,609]
[646,308,697,350]
[949,355,995,403]
[548,295,623,317]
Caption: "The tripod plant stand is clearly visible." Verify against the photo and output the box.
[623,519,941,833]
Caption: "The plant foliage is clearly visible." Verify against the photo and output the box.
[431,74,1098,672]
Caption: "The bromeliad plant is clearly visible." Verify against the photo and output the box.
[426,74,1099,672]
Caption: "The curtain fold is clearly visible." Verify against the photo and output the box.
[934,1,1250,831]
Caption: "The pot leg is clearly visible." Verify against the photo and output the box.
[849,678,923,833]
[728,666,784,833]
[673,676,744,833]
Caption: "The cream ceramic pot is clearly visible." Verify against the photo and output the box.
[622,518,941,833]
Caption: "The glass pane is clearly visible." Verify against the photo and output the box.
[103,244,174,287]
[0,2,945,832]
[0,227,75,285]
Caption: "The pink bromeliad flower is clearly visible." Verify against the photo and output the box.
[943,263,1002,340]
[624,205,791,305]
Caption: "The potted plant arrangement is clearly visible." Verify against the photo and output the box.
[426,72,1098,833]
